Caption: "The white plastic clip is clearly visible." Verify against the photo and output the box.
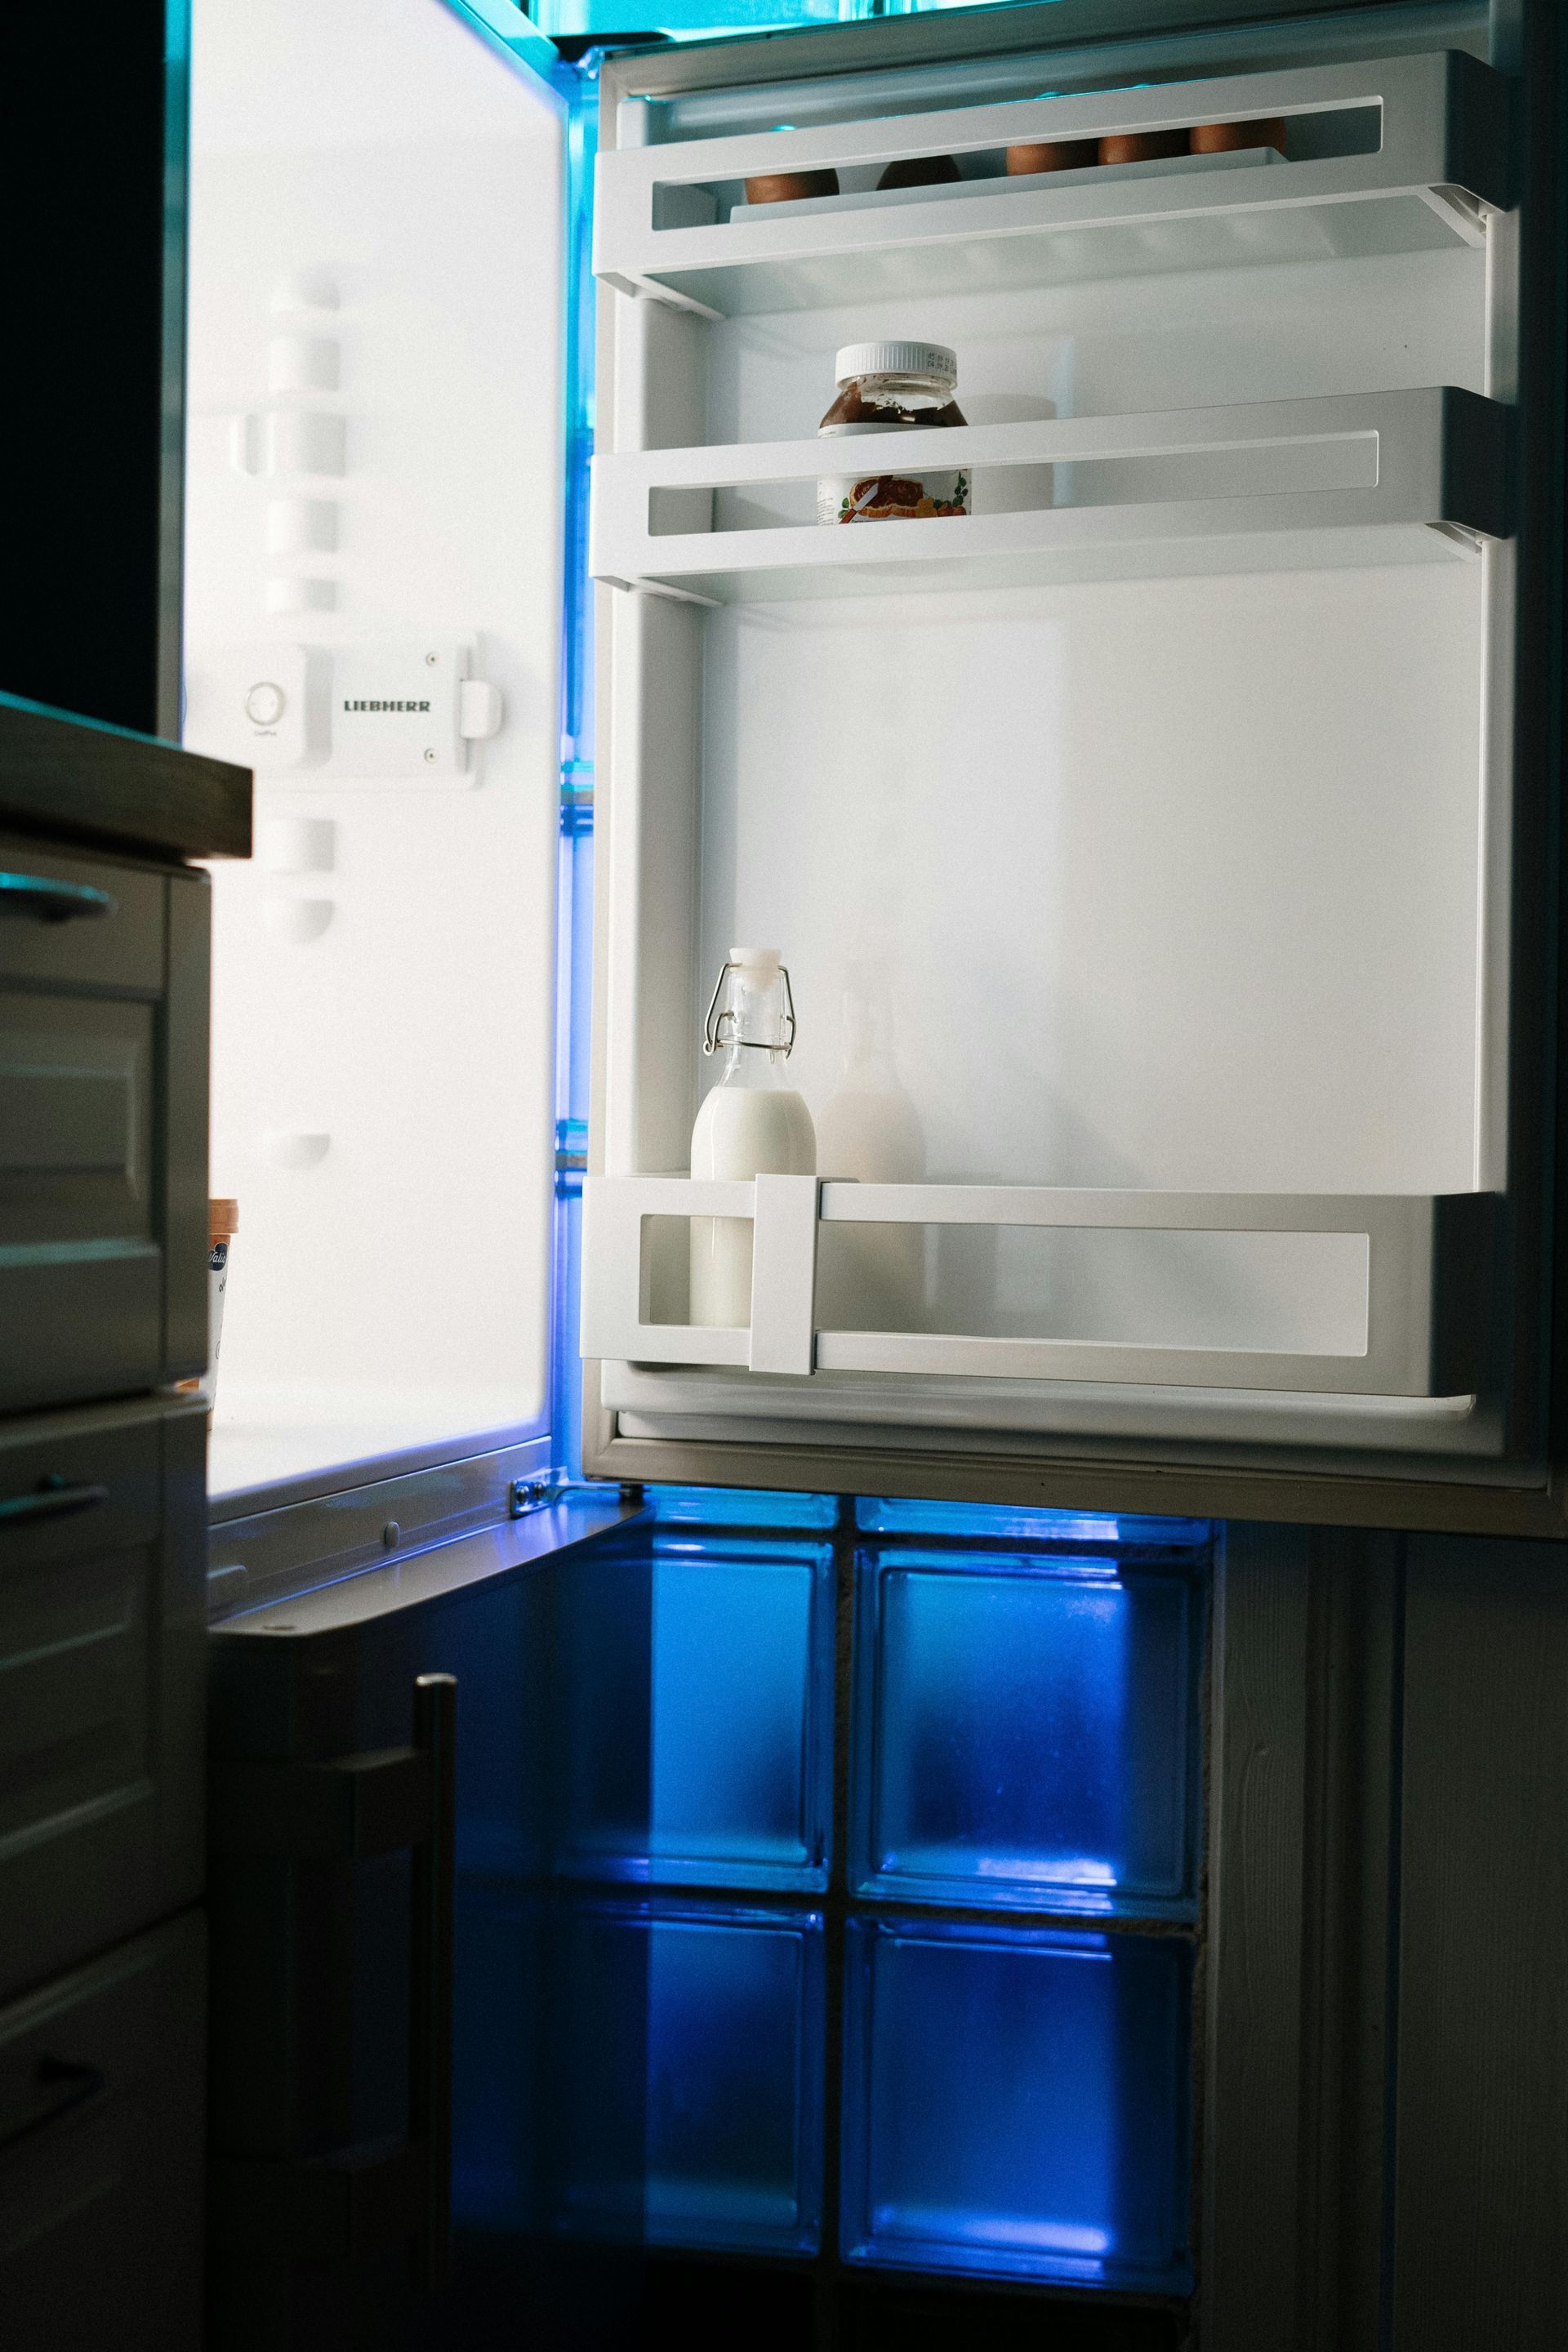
[458,679,503,741]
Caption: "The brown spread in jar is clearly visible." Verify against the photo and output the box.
[817,341,970,527]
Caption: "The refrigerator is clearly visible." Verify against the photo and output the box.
[180,2,1568,2347]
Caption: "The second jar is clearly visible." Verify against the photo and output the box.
[817,340,969,525]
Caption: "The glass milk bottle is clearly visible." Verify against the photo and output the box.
[815,965,925,1331]
[690,949,816,1329]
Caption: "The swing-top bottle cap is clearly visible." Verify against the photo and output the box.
[705,950,795,1055]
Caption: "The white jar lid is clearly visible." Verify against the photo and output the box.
[835,340,957,385]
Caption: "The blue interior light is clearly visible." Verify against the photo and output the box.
[551,1532,835,1889]
[841,1917,1192,2291]
[851,1546,1200,1917]
[550,1899,826,2256]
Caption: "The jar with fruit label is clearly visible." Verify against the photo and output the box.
[817,341,969,525]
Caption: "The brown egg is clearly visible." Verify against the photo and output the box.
[1004,140,1099,175]
[743,168,840,205]
[1191,117,1288,154]
[1098,129,1188,166]
[877,154,961,190]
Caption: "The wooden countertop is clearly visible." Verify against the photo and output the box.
[0,692,252,862]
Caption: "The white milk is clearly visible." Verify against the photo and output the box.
[690,950,816,1328]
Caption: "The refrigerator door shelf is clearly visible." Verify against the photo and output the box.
[581,1176,1495,1402]
[595,49,1508,319]
[590,390,1511,605]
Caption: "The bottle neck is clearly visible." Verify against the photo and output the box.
[717,1037,793,1089]
[710,964,794,1079]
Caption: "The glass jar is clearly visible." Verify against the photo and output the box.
[817,341,969,526]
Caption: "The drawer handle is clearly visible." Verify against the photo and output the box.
[0,1478,110,1530]
[0,2056,105,2151]
[412,1672,457,2292]
[0,871,118,924]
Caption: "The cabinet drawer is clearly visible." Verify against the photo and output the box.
[0,1912,203,2352]
[0,837,209,1410]
[0,843,163,994]
[0,1401,206,2002]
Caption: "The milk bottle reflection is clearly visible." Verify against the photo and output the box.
[689,950,817,1330]
[815,964,927,1331]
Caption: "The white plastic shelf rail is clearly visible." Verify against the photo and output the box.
[582,1178,1495,1399]
[591,387,1512,604]
[595,50,1509,318]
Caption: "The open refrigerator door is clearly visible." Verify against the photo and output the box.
[577,2,1565,1534]
[183,0,570,1536]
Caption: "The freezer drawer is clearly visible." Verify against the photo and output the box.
[0,834,210,1412]
[0,1399,206,2003]
[0,1910,204,2352]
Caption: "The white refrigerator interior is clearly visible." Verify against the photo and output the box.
[582,16,1528,1480]
[182,0,564,1502]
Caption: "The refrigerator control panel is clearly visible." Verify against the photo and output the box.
[185,639,502,783]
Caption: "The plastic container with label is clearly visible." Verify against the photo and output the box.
[202,1200,238,1409]
[172,1198,237,1414]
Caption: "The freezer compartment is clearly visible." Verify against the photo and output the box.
[841,1917,1192,2292]
[0,1400,206,2004]
[595,50,1508,317]
[583,1179,1494,1399]
[0,1911,205,2352]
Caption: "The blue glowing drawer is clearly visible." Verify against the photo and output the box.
[553,1535,834,1891]
[852,1548,1198,1916]
[553,1900,825,2256]
[842,1918,1191,2291]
